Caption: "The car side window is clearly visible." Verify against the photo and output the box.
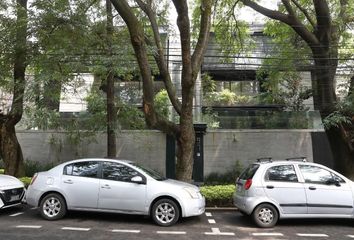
[64,161,99,178]
[265,165,298,182]
[102,162,139,182]
[299,165,334,184]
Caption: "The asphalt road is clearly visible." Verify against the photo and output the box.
[1,205,354,240]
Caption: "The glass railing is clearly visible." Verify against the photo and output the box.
[214,110,323,130]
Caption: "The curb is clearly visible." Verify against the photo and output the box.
[205,207,238,211]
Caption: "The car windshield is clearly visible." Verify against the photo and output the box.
[131,163,166,181]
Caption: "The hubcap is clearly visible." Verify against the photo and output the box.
[155,202,176,224]
[257,207,273,224]
[43,197,61,218]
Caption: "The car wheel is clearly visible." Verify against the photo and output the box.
[152,198,180,226]
[252,203,278,228]
[40,193,67,220]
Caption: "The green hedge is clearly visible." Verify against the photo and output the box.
[20,177,32,187]
[200,184,235,207]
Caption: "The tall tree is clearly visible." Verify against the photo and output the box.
[239,0,354,176]
[109,0,213,181]
[0,0,28,177]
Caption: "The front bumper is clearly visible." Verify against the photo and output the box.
[0,187,25,209]
[182,196,205,217]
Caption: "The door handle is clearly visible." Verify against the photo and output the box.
[266,185,274,189]
[309,186,316,190]
[63,180,73,184]
[101,184,111,189]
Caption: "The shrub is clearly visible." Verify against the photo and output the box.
[0,169,4,174]
[20,177,32,187]
[24,161,54,177]
[200,184,235,207]
[204,161,243,185]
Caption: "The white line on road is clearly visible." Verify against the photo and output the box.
[16,225,42,229]
[296,233,328,237]
[252,233,284,237]
[205,228,235,236]
[347,235,354,238]
[112,229,140,233]
[9,212,24,217]
[205,212,212,217]
[156,231,186,235]
[208,219,216,224]
[61,227,91,231]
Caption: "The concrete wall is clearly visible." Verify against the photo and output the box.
[17,129,315,177]
[17,130,166,175]
[204,130,313,175]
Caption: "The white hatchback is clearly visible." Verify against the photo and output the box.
[234,158,354,228]
[0,174,25,209]
[26,158,205,226]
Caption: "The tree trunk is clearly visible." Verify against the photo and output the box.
[176,87,195,181]
[327,127,354,179]
[0,122,25,177]
[106,0,116,157]
[0,0,28,177]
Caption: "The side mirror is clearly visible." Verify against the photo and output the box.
[326,178,341,187]
[131,176,145,184]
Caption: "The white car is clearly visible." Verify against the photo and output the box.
[0,174,26,209]
[26,158,205,226]
[234,158,354,228]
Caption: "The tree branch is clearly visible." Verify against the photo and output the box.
[191,0,213,77]
[109,0,178,134]
[135,0,181,115]
[241,0,320,47]
[172,0,193,87]
[291,0,316,28]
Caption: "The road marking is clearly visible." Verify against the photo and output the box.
[205,212,212,217]
[205,228,235,236]
[347,235,354,238]
[61,227,91,231]
[112,229,140,233]
[9,212,24,217]
[252,233,284,237]
[208,219,216,224]
[296,233,328,237]
[16,225,42,229]
[157,231,186,235]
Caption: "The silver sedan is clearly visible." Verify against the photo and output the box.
[25,158,205,226]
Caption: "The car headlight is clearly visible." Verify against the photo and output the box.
[184,187,200,199]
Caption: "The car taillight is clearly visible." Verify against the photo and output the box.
[244,179,252,190]
[30,173,38,185]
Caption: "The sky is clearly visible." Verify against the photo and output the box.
[168,0,279,28]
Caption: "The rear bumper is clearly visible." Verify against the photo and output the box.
[233,192,254,215]
[25,186,42,207]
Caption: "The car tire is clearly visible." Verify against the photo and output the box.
[252,203,278,228]
[39,193,67,220]
[151,198,180,227]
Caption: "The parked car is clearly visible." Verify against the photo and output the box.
[26,158,205,226]
[0,174,26,209]
[234,158,354,228]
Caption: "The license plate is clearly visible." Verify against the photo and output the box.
[10,195,20,202]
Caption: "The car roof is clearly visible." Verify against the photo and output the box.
[56,158,134,167]
[252,160,323,167]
